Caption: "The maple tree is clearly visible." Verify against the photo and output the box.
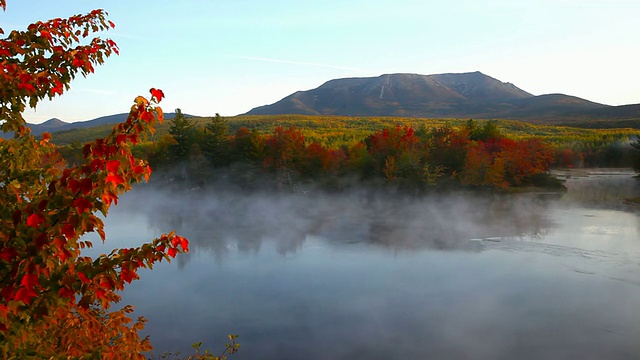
[0,2,193,358]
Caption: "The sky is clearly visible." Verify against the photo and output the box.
[1,0,639,124]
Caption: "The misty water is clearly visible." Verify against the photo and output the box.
[87,169,640,360]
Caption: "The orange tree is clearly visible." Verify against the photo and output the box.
[0,2,192,358]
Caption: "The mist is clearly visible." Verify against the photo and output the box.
[87,169,640,359]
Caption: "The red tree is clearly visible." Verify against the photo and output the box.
[0,3,190,357]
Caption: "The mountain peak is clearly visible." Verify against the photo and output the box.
[246,71,537,117]
[40,118,69,127]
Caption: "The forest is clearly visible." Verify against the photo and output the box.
[53,110,640,192]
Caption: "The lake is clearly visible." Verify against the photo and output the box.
[87,169,640,360]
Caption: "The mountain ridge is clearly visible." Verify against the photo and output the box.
[0,112,182,139]
[245,71,637,122]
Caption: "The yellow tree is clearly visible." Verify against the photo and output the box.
[0,2,191,358]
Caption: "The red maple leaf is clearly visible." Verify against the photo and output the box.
[58,287,75,300]
[61,223,76,239]
[150,88,164,102]
[106,174,125,186]
[0,247,17,262]
[79,178,93,195]
[180,237,189,252]
[102,190,119,206]
[120,268,138,284]
[26,213,45,228]
[105,160,120,174]
[15,287,38,304]
[78,273,90,283]
[73,197,93,214]
[19,273,38,288]
[140,110,154,123]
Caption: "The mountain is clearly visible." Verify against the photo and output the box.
[245,71,635,122]
[30,113,131,136]
[1,112,181,139]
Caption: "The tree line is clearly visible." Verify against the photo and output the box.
[140,113,564,191]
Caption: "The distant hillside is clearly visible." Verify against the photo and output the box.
[245,71,637,123]
[1,112,181,140]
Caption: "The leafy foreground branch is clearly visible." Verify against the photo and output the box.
[0,1,235,358]
[149,336,240,360]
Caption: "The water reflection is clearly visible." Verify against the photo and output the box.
[95,169,640,359]
[121,188,559,261]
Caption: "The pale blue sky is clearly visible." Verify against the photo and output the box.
[2,0,639,123]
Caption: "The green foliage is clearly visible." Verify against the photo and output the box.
[168,108,196,162]
[202,113,231,167]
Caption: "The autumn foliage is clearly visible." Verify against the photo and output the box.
[152,117,558,191]
[0,2,189,358]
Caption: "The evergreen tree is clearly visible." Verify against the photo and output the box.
[203,113,230,167]
[168,108,195,163]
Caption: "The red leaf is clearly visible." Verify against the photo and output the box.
[38,199,49,212]
[120,268,137,283]
[89,159,103,172]
[102,190,119,206]
[73,197,92,214]
[15,287,38,305]
[79,178,93,195]
[58,287,75,300]
[95,288,106,301]
[34,233,48,249]
[150,88,164,102]
[115,134,127,144]
[106,174,125,186]
[18,82,35,93]
[68,178,80,193]
[26,213,45,228]
[171,237,180,247]
[140,110,154,123]
[78,273,90,283]
[72,56,85,68]
[180,237,189,252]
[0,247,17,262]
[20,273,38,288]
[61,223,76,239]
[57,249,71,262]
[106,160,120,174]
[51,79,64,95]
[167,247,178,258]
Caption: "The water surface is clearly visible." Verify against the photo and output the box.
[88,169,640,359]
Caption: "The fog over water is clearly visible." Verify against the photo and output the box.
[87,169,640,360]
